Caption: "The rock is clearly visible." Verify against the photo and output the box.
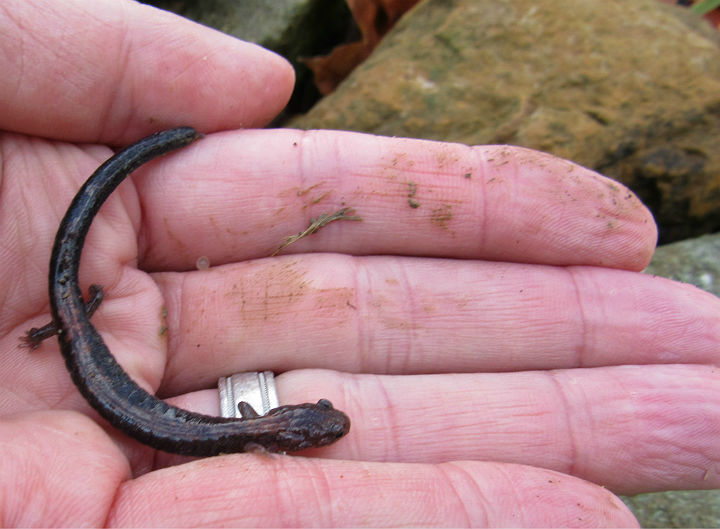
[145,0,350,52]
[646,231,720,295]
[292,0,720,244]
[623,489,720,528]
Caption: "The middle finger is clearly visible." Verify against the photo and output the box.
[155,254,720,394]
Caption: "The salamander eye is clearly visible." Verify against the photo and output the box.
[317,399,333,409]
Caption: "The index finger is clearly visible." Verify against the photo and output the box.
[138,129,657,270]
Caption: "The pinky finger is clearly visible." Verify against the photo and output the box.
[109,456,639,527]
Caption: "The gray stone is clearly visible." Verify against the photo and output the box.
[622,489,720,528]
[146,0,350,52]
[646,232,720,296]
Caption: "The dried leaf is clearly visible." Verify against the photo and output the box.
[302,0,422,94]
[302,42,369,95]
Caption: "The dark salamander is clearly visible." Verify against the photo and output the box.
[27,127,350,456]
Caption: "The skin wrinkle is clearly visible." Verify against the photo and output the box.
[547,370,580,479]
[113,272,164,392]
[0,146,18,321]
[161,272,189,391]
[0,6,25,106]
[371,374,402,462]
[259,458,335,526]
[258,456,287,527]
[487,146,520,253]
[337,372,361,460]
[1,386,24,412]
[5,139,60,325]
[487,463,528,525]
[0,135,5,194]
[436,462,476,526]
[61,413,130,525]
[102,471,128,529]
[656,439,705,481]
[37,6,103,133]
[454,461,518,525]
[566,266,589,368]
[306,458,336,527]
[277,458,331,527]
[159,37,204,88]
[263,458,294,527]
[288,132,351,249]
[395,258,418,374]
[632,388,716,485]
[135,167,175,269]
[363,263,392,375]
[352,257,370,374]
[469,145,489,251]
[295,129,311,237]
[98,5,131,141]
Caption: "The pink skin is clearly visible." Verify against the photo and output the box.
[1,0,718,526]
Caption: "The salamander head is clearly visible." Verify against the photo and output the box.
[267,399,351,452]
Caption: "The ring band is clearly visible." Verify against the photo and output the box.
[218,371,279,418]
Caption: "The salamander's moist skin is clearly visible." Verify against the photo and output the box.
[42,127,350,456]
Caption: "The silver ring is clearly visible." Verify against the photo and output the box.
[218,371,279,418]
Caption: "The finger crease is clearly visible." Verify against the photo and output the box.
[547,370,579,477]
[374,375,402,461]
[396,258,418,374]
[566,267,588,368]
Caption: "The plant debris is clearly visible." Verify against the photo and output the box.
[272,207,362,256]
[407,181,420,208]
[302,0,422,94]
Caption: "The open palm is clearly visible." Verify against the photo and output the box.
[1,1,718,526]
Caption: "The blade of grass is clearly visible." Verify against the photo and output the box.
[691,0,720,15]
[271,207,362,256]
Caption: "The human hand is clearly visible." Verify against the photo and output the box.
[2,1,718,526]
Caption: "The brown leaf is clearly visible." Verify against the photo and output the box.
[302,0,421,95]
[302,42,370,96]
